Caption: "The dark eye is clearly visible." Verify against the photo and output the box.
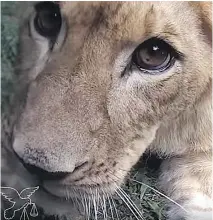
[34,2,62,38]
[132,38,176,73]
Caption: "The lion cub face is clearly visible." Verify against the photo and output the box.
[13,2,211,198]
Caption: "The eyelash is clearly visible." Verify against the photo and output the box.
[154,37,184,60]
[121,37,184,77]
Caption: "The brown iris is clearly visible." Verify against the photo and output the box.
[132,38,175,72]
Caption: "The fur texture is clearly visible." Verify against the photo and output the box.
[2,2,212,220]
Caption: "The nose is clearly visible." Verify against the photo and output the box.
[16,154,69,180]
[23,162,69,180]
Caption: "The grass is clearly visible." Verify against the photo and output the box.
[1,2,167,219]
[87,155,167,220]
[116,157,166,220]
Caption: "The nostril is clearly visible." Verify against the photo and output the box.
[14,149,89,179]
[23,163,69,180]
[15,152,69,180]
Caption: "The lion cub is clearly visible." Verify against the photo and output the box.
[2,2,212,220]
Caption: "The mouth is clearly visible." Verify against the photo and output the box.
[41,180,118,200]
[41,179,145,220]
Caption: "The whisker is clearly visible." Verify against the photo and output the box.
[99,194,105,220]
[103,194,108,220]
[101,189,109,218]
[84,193,89,220]
[106,193,114,219]
[102,170,144,219]
[130,178,189,213]
[72,188,82,213]
[107,167,189,214]
[80,193,86,215]
[93,188,98,220]
[117,186,144,220]
[88,189,91,220]
[111,196,120,220]
[115,188,140,220]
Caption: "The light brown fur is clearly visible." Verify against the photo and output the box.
[2,2,212,220]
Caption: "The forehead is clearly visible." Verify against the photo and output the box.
[61,2,198,47]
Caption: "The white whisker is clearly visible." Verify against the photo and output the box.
[106,193,114,219]
[117,186,144,220]
[115,189,141,220]
[93,188,98,220]
[111,196,120,220]
[131,178,189,213]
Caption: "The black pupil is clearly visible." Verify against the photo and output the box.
[140,44,168,67]
[35,2,61,37]
[38,11,59,31]
[133,38,173,71]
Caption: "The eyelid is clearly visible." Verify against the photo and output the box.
[129,37,180,75]
[154,36,185,61]
[29,12,47,41]
[28,10,66,52]
[131,57,176,75]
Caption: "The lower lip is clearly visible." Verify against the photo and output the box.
[41,182,101,200]
[42,180,117,200]
[41,181,80,200]
[39,184,64,199]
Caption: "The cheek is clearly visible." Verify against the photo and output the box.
[112,125,159,179]
[108,84,156,131]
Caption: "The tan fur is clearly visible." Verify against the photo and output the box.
[2,2,212,220]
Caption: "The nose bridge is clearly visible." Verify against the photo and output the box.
[25,37,109,126]
[13,15,117,162]
[52,33,112,112]
[16,43,109,142]
[13,63,107,172]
